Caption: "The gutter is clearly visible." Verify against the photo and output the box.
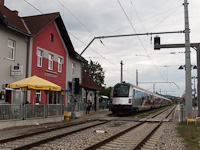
[26,37,30,78]
[7,25,33,37]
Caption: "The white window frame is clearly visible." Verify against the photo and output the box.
[37,49,43,67]
[58,57,62,73]
[48,54,54,70]
[72,62,75,76]
[7,39,15,60]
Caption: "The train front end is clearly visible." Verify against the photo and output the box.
[109,83,133,115]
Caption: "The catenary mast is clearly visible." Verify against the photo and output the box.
[184,0,192,117]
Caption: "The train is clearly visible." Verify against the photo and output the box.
[109,82,172,115]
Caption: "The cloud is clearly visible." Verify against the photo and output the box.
[4,0,200,96]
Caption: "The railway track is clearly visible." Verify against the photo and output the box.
[0,106,176,150]
[0,120,110,150]
[85,105,176,150]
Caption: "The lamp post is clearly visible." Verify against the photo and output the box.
[44,90,49,104]
[120,61,123,83]
[136,69,138,86]
[21,87,28,120]
[164,65,169,82]
[21,87,28,104]
[191,76,197,107]
[61,90,66,114]
[94,90,100,111]
[179,65,197,111]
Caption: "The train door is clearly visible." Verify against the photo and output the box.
[132,89,136,107]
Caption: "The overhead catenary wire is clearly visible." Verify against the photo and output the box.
[68,32,137,82]
[106,5,182,35]
[56,0,95,37]
[116,0,178,93]
[24,0,43,14]
[56,0,182,90]
[129,0,147,33]
[117,0,166,80]
[23,0,179,92]
[55,1,138,81]
[150,5,182,31]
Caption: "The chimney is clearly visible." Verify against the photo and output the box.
[12,10,18,15]
[0,0,4,6]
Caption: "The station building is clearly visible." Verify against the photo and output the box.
[0,0,101,111]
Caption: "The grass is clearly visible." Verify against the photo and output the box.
[176,122,200,150]
[112,122,121,127]
[133,106,168,118]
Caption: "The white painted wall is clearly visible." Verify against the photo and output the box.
[0,25,28,103]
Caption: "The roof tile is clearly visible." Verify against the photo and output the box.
[0,5,28,33]
[22,13,59,35]
[82,70,101,90]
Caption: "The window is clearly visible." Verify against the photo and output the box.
[48,54,54,70]
[113,84,130,97]
[58,57,62,73]
[90,93,92,102]
[36,91,41,104]
[72,62,75,76]
[37,49,43,67]
[50,34,54,42]
[7,39,15,60]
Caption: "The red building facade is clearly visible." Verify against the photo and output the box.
[31,23,66,104]
[22,13,69,104]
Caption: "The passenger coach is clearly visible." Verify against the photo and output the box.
[109,82,172,115]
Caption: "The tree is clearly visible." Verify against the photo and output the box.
[83,60,105,87]
[99,86,112,98]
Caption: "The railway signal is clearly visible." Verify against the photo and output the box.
[75,78,79,94]
[72,78,79,95]
[154,36,160,50]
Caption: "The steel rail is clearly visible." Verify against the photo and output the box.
[84,121,146,150]
[12,120,110,150]
[0,119,98,144]
[133,105,177,150]
[85,105,175,150]
[133,122,162,150]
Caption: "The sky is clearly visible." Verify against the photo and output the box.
[4,0,200,97]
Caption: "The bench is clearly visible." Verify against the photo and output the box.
[187,115,197,125]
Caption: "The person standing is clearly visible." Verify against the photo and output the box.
[102,99,106,109]
[86,100,92,114]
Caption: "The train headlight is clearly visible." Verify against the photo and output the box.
[129,99,131,103]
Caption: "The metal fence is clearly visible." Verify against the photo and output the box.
[65,102,85,112]
[0,104,63,121]
[65,102,95,112]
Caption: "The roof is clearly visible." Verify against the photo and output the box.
[101,95,109,99]
[0,4,78,57]
[0,5,29,35]
[23,12,77,56]
[22,13,59,35]
[82,70,101,91]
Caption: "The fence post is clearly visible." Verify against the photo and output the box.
[45,105,47,118]
[180,104,184,123]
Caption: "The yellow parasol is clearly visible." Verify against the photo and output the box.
[7,75,61,91]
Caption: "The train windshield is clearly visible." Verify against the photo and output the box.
[113,84,130,97]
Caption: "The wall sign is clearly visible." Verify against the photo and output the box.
[44,70,57,78]
[10,65,23,76]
